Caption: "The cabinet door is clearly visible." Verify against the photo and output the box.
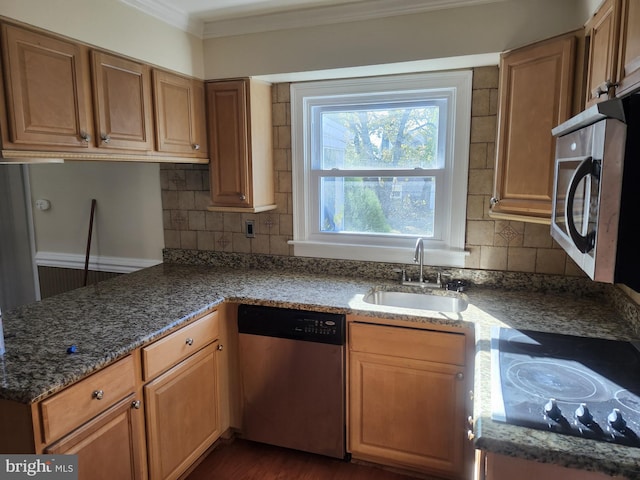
[206,80,251,208]
[492,33,575,222]
[46,394,146,480]
[585,0,622,106]
[91,51,153,151]
[349,351,466,479]
[1,23,93,149]
[153,69,207,158]
[616,0,640,96]
[145,342,220,480]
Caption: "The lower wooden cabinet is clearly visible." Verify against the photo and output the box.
[144,342,220,480]
[46,393,146,480]
[479,451,624,480]
[348,320,470,479]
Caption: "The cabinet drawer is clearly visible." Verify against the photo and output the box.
[142,310,219,381]
[349,322,465,366]
[40,355,136,444]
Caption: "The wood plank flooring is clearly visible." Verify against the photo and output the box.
[185,439,429,480]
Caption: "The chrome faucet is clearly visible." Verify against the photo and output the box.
[413,237,425,283]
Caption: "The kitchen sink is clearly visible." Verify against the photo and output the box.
[362,287,469,313]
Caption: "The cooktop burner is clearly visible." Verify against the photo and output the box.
[491,327,640,447]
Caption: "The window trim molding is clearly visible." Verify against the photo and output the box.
[290,71,472,267]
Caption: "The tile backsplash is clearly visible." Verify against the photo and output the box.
[160,66,581,277]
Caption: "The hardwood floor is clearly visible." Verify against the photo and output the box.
[185,439,432,480]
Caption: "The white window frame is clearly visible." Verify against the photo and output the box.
[290,71,472,267]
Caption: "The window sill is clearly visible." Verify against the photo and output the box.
[288,240,468,267]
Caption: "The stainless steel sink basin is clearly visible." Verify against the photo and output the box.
[362,287,468,313]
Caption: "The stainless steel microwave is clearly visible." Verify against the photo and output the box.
[551,94,640,290]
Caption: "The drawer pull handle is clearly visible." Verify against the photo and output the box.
[131,400,141,410]
[192,143,200,151]
[93,390,104,400]
[186,338,194,346]
[217,344,224,351]
[456,372,464,380]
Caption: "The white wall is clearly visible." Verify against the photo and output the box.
[29,162,164,270]
[203,0,592,79]
[0,0,204,78]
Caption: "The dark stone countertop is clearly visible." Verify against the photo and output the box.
[2,262,639,478]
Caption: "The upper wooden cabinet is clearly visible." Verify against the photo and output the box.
[206,78,276,212]
[585,0,640,103]
[153,69,208,159]
[0,23,93,149]
[616,0,640,96]
[491,32,577,223]
[0,19,208,163]
[91,51,153,151]
[585,0,622,106]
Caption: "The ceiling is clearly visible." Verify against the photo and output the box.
[120,0,506,38]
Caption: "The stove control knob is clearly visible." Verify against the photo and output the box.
[544,398,563,422]
[575,403,594,426]
[608,408,627,432]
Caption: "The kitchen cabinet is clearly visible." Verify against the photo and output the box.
[584,0,622,106]
[491,32,576,223]
[91,50,153,151]
[0,22,93,150]
[479,451,624,480]
[615,0,640,96]
[40,355,146,480]
[348,319,471,479]
[46,394,147,480]
[584,0,640,103]
[0,19,208,163]
[153,69,208,159]
[206,78,276,212]
[143,310,222,480]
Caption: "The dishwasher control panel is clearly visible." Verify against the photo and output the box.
[238,304,345,345]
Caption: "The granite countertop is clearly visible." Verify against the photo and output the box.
[2,262,639,477]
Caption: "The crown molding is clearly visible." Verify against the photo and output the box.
[120,0,204,37]
[202,0,505,38]
[122,0,505,40]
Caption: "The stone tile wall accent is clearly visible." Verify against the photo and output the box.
[160,68,581,277]
[161,83,294,256]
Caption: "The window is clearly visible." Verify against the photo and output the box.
[290,71,472,267]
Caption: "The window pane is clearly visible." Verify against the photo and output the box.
[320,176,435,237]
[318,103,441,170]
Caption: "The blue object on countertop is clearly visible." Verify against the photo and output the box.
[66,345,78,354]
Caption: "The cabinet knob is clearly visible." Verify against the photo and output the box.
[456,372,464,380]
[240,194,246,201]
[217,344,224,351]
[101,134,111,144]
[467,429,475,441]
[192,143,200,151]
[591,80,619,99]
[80,132,91,143]
[92,389,104,400]
[489,197,499,207]
[131,400,141,410]
[185,337,194,346]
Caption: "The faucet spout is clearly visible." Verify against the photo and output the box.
[413,237,424,283]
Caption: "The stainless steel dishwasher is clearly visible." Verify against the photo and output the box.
[237,304,346,459]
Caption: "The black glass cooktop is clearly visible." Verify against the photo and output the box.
[491,327,640,447]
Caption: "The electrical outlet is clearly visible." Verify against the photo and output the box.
[245,220,255,238]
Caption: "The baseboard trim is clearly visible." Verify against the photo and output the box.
[35,251,161,274]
